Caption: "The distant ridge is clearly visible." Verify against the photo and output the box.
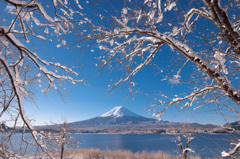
[35,106,218,133]
[224,120,240,130]
[68,106,157,127]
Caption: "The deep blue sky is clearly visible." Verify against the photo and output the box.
[22,46,217,125]
[2,0,238,126]
[22,37,234,126]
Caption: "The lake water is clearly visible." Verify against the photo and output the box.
[74,133,240,158]
[9,133,240,158]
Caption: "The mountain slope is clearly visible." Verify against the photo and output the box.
[35,106,218,133]
[65,106,217,133]
[224,120,240,130]
[68,106,157,127]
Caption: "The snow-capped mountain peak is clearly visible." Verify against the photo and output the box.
[99,106,141,118]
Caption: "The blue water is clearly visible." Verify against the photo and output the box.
[73,133,240,158]
[9,133,240,158]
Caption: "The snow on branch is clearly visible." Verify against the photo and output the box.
[170,86,221,107]
[93,0,240,121]
[97,24,240,106]
[176,134,195,159]
[184,8,212,30]
[222,140,240,158]
[113,45,160,89]
[0,25,82,90]
[0,0,87,156]
[0,55,54,158]
[203,0,240,56]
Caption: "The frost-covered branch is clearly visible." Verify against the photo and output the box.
[222,140,240,158]
[97,24,240,106]
[203,0,240,56]
[170,86,221,107]
[0,0,87,157]
[0,55,54,157]
[72,0,240,158]
[184,8,212,30]
[93,0,240,115]
[176,133,195,159]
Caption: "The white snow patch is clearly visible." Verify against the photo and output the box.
[99,106,141,118]
[122,8,128,14]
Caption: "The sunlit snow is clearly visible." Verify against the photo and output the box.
[99,106,141,118]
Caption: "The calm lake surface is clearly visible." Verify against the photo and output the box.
[73,133,240,158]
[10,133,240,158]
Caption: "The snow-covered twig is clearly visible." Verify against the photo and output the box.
[222,140,240,158]
[92,0,240,132]
[176,133,195,159]
[0,0,87,157]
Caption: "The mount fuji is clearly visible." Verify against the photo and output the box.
[99,106,141,118]
[67,106,158,128]
[37,106,217,133]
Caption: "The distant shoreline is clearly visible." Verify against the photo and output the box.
[7,127,239,135]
